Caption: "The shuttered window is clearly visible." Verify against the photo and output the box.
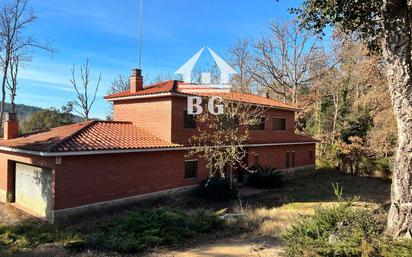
[249,116,265,130]
[272,118,286,130]
[254,154,259,166]
[184,160,198,179]
[309,150,313,160]
[291,151,296,167]
[285,152,290,168]
[184,111,196,128]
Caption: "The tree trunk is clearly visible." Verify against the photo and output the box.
[0,53,10,133]
[332,93,339,139]
[383,0,412,238]
[228,165,234,190]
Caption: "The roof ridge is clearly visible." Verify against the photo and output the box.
[143,80,174,89]
[49,121,96,151]
[94,120,132,124]
[17,122,85,138]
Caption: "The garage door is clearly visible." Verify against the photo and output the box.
[15,163,52,218]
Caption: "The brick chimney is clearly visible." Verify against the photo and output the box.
[4,113,19,140]
[130,68,143,92]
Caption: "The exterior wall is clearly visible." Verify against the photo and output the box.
[248,108,296,143]
[54,150,208,210]
[247,144,316,170]
[171,97,197,144]
[113,95,298,145]
[171,96,297,144]
[113,96,173,141]
[53,144,315,211]
[0,151,55,207]
[0,143,316,221]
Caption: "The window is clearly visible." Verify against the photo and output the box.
[285,152,290,168]
[272,118,286,130]
[219,115,239,130]
[249,116,265,130]
[253,154,259,166]
[309,150,313,160]
[184,111,196,128]
[184,160,198,179]
[291,151,296,167]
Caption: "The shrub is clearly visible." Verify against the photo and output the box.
[248,165,283,188]
[360,156,376,176]
[0,222,81,253]
[282,187,412,257]
[282,200,386,257]
[317,158,338,169]
[376,157,393,179]
[73,208,224,253]
[196,176,238,201]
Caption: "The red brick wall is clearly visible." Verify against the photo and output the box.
[248,108,296,143]
[113,96,173,141]
[171,96,297,144]
[112,95,299,145]
[247,144,316,170]
[54,150,209,210]
[53,144,314,210]
[171,97,197,144]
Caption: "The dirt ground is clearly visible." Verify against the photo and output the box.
[9,235,283,257]
[148,235,284,257]
[0,203,32,225]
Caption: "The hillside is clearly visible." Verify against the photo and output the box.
[2,102,43,121]
[1,102,82,122]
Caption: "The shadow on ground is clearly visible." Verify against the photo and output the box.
[1,169,392,257]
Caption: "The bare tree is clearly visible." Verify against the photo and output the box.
[107,75,129,95]
[248,20,324,104]
[70,59,101,121]
[187,97,267,188]
[0,0,52,127]
[6,54,18,113]
[148,72,181,84]
[229,39,253,93]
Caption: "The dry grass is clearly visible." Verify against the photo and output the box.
[226,202,332,236]
[226,168,390,239]
[0,169,392,257]
[227,200,383,238]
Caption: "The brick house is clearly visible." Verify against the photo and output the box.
[0,69,317,223]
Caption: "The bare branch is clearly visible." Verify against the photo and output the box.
[70,59,100,120]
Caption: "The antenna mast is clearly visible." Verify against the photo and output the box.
[138,0,143,69]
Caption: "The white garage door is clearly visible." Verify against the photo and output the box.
[15,163,52,218]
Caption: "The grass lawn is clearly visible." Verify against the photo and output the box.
[0,169,395,256]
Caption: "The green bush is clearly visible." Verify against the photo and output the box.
[0,222,81,253]
[197,176,238,201]
[282,198,412,257]
[376,157,393,179]
[248,165,283,188]
[360,156,376,176]
[282,200,384,256]
[317,158,338,169]
[75,208,224,253]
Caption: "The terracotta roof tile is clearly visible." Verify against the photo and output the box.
[0,121,180,152]
[183,91,298,110]
[104,80,177,99]
[0,122,93,151]
[104,80,298,110]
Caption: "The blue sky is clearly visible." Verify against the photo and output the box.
[17,0,300,119]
